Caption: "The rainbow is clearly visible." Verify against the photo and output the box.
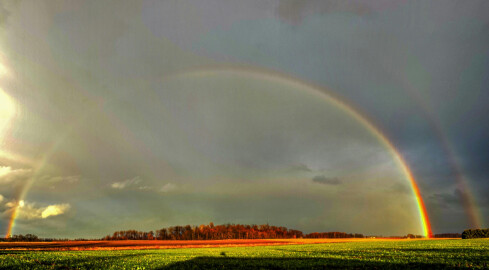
[5,111,93,238]
[6,65,433,238]
[398,75,482,229]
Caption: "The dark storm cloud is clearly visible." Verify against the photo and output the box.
[312,175,340,185]
[190,1,489,230]
[478,185,489,209]
[429,191,460,209]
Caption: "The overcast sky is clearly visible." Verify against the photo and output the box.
[0,0,488,238]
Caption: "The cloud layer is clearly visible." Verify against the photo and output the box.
[312,175,341,185]
[0,1,487,237]
[0,166,31,184]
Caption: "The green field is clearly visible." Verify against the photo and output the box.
[1,239,488,269]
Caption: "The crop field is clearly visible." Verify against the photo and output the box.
[0,239,488,269]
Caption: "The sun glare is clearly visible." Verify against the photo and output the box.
[0,88,16,143]
[0,64,7,77]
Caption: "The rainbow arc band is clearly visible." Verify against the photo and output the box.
[7,66,433,238]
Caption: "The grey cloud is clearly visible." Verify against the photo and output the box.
[286,163,313,172]
[0,4,10,26]
[312,175,340,185]
[0,1,18,26]
[429,190,460,209]
[275,0,399,24]
[390,183,411,195]
[160,183,177,193]
[40,175,81,184]
[476,182,489,208]
[111,176,142,190]
[0,166,31,185]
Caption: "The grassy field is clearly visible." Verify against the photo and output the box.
[0,239,488,269]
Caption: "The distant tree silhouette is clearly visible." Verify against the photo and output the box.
[304,232,364,239]
[3,234,39,242]
[433,233,461,238]
[462,229,489,239]
[102,223,366,240]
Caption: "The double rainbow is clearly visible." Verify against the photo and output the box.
[5,66,435,237]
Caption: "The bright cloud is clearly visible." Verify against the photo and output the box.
[1,197,70,220]
[111,177,177,193]
[160,183,177,193]
[0,166,31,184]
[43,175,81,184]
[41,204,71,219]
[111,176,142,189]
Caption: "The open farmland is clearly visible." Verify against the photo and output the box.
[0,239,488,269]
[0,239,343,251]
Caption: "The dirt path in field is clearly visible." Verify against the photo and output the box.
[0,238,446,251]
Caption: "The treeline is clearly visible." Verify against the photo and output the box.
[306,232,364,238]
[403,234,424,239]
[1,234,39,242]
[433,233,461,238]
[462,229,489,239]
[0,234,84,242]
[104,223,303,240]
[102,223,365,240]
[11,224,467,241]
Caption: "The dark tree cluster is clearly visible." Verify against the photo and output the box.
[104,230,157,240]
[0,235,73,242]
[2,234,39,242]
[403,234,424,239]
[102,223,369,240]
[462,229,489,239]
[433,233,462,238]
[304,232,364,238]
[103,223,304,240]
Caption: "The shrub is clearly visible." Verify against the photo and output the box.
[462,229,489,239]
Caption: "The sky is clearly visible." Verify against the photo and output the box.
[0,0,488,238]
